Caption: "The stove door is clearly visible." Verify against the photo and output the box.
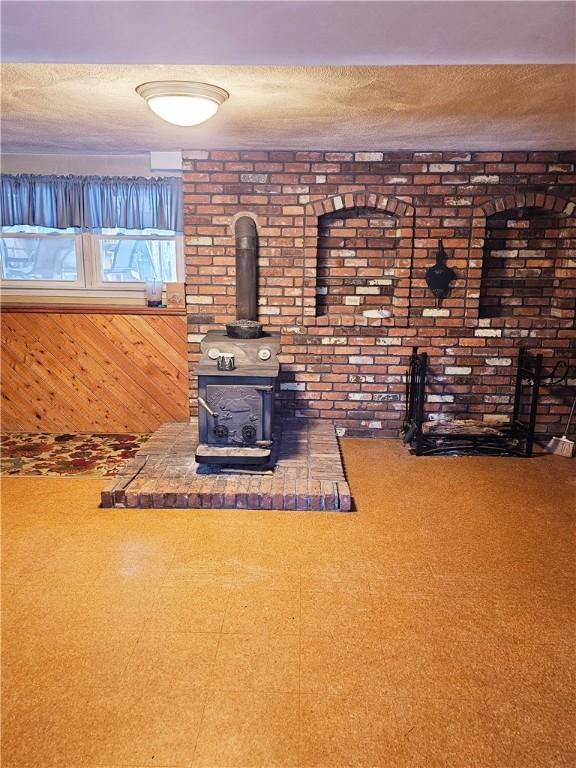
[205,384,264,445]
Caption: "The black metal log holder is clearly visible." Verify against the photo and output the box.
[401,347,543,457]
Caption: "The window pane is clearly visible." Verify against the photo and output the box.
[0,237,78,281]
[100,238,177,282]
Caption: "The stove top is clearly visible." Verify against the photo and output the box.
[194,331,280,377]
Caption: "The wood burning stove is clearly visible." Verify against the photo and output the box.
[194,215,280,468]
[195,332,280,466]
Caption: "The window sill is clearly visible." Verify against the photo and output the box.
[0,302,186,315]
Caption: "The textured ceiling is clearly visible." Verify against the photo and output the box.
[1,63,575,153]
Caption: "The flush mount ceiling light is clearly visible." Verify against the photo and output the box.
[136,81,229,127]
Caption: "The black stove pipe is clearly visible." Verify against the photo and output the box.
[235,216,258,321]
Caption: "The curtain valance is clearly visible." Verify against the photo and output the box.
[0,174,183,231]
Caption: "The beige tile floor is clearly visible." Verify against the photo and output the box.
[1,439,575,767]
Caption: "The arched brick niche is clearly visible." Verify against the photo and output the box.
[466,193,576,325]
[303,192,414,327]
[316,207,399,317]
[479,207,575,320]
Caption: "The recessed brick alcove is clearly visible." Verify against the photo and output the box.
[316,207,398,318]
[183,150,576,440]
[479,207,574,320]
[100,420,351,511]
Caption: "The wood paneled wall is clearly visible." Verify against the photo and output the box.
[1,309,189,433]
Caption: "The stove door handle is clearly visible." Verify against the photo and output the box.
[198,397,217,418]
[254,385,274,392]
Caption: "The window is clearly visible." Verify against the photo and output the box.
[94,228,179,284]
[0,226,85,289]
[0,173,183,300]
[0,225,183,297]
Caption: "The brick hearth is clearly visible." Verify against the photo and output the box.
[100,420,351,511]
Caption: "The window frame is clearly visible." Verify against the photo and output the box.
[0,229,86,290]
[0,227,184,300]
[87,230,183,290]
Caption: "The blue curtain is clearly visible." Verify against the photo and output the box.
[0,174,183,231]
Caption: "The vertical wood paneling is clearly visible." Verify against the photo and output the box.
[1,311,189,433]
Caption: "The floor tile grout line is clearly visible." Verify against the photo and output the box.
[187,548,241,767]
[187,639,224,768]
[113,545,183,683]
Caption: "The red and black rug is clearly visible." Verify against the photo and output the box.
[0,433,150,477]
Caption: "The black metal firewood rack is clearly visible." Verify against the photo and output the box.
[401,347,543,457]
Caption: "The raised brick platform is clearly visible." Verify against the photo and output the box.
[100,419,352,511]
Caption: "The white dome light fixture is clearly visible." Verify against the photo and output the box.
[136,81,229,127]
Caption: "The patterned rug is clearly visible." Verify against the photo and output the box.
[0,433,150,477]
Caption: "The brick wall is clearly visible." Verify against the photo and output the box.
[183,149,576,439]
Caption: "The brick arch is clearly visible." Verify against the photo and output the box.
[474,192,575,218]
[305,191,415,218]
[302,192,415,326]
[465,192,576,321]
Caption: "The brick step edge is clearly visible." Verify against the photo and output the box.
[101,479,352,512]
